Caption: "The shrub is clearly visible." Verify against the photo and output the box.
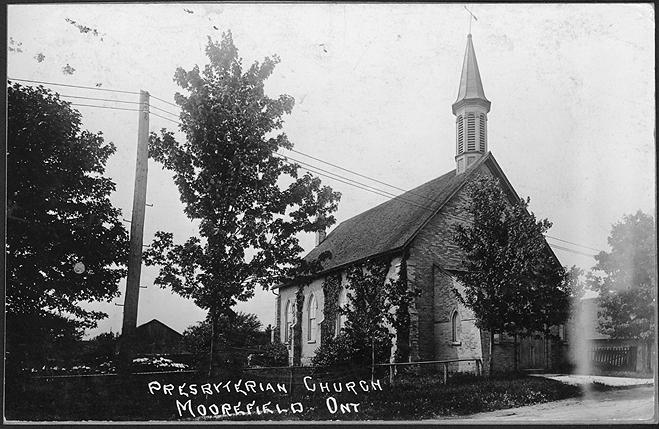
[311,333,390,371]
[249,342,288,367]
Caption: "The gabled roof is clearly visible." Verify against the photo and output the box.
[136,319,183,337]
[302,153,496,275]
[454,34,489,105]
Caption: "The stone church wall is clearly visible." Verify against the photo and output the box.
[407,164,493,366]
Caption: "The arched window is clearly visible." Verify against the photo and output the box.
[285,300,295,345]
[451,310,460,343]
[335,288,346,336]
[307,294,318,342]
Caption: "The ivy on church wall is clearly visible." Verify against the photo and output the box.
[387,253,417,362]
[320,273,342,345]
[292,283,305,366]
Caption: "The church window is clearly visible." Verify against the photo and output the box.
[307,294,318,342]
[285,300,295,345]
[479,114,486,152]
[456,115,464,154]
[466,113,476,151]
[335,287,347,336]
[451,310,460,343]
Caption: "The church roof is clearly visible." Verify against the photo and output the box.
[302,153,495,275]
[454,34,489,105]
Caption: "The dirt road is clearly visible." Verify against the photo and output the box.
[448,385,655,423]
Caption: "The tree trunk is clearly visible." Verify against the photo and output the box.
[208,307,216,378]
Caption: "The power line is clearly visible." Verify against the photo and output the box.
[284,147,446,207]
[280,156,415,204]
[150,104,180,118]
[279,153,605,255]
[59,94,141,105]
[275,154,435,211]
[69,103,140,112]
[285,148,605,255]
[150,111,181,125]
[544,235,601,252]
[287,147,419,195]
[282,154,403,199]
[548,244,597,257]
[10,75,603,255]
[8,77,139,95]
[150,93,180,109]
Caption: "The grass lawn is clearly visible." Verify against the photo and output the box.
[226,372,585,421]
[6,371,591,421]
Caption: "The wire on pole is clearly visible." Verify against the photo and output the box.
[150,93,180,109]
[150,111,181,125]
[59,94,141,105]
[150,104,180,118]
[69,103,140,112]
[8,77,139,95]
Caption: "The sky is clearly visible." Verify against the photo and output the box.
[7,3,655,338]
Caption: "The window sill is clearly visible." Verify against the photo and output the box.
[450,341,462,346]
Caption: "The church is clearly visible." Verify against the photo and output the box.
[274,34,567,372]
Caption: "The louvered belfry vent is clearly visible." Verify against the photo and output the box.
[457,115,464,154]
[479,114,487,152]
[466,113,476,151]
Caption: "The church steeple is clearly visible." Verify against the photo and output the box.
[452,34,490,175]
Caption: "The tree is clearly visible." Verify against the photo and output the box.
[81,332,119,364]
[6,83,129,373]
[312,258,416,374]
[588,211,656,341]
[143,32,340,374]
[452,174,571,373]
[183,311,263,370]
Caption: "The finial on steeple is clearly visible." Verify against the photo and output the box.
[464,5,478,35]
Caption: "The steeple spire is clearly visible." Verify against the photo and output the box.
[452,34,491,175]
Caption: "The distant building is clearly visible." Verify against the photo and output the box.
[274,34,566,372]
[132,319,188,355]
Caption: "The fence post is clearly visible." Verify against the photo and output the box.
[389,364,394,385]
[442,363,447,384]
[288,366,294,396]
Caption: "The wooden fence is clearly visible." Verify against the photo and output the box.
[590,346,637,371]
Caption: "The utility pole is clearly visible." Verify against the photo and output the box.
[119,90,150,373]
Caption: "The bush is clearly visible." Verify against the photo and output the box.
[311,333,390,371]
[249,342,288,367]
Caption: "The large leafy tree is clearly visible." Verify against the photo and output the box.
[452,174,571,373]
[588,211,656,340]
[7,83,129,373]
[143,32,340,371]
